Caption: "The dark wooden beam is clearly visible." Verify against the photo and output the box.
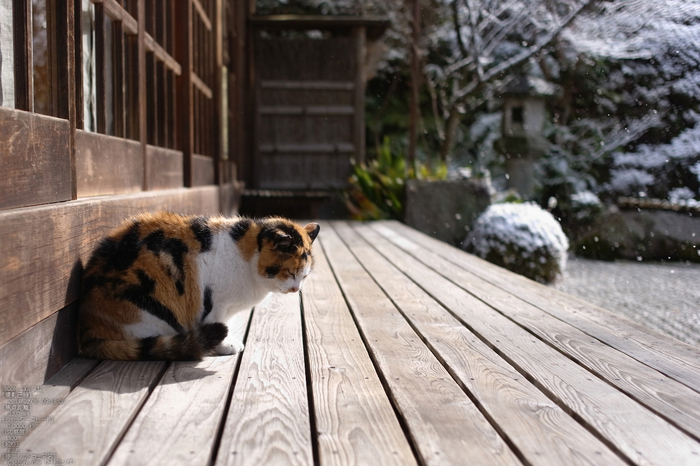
[12,0,33,111]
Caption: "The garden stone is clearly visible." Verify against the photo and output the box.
[403,178,491,246]
[575,206,700,262]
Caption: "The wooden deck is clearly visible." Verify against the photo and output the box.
[10,221,700,466]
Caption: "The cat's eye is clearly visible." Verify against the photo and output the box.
[288,270,297,279]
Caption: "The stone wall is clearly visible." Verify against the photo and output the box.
[403,179,491,246]
[575,206,700,262]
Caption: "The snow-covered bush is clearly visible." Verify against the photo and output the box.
[463,203,569,283]
[570,191,603,221]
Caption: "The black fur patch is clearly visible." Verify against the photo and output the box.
[140,336,159,360]
[190,216,213,252]
[199,323,228,351]
[82,273,123,294]
[265,265,280,278]
[144,230,189,295]
[201,286,213,322]
[120,270,185,333]
[229,218,252,242]
[97,221,142,271]
[257,222,303,253]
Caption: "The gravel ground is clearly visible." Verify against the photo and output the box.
[552,255,700,346]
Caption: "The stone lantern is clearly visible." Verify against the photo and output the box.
[494,75,559,198]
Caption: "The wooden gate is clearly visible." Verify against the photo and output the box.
[251,21,366,191]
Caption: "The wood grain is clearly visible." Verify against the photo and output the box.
[382,220,700,390]
[252,34,359,191]
[146,145,184,190]
[75,130,144,197]
[0,107,72,210]
[0,302,79,388]
[301,242,417,466]
[17,360,166,466]
[319,223,520,466]
[216,292,313,466]
[365,221,700,465]
[341,222,625,465]
[0,186,221,347]
[193,154,215,186]
[371,222,700,440]
[109,310,251,466]
[11,358,102,439]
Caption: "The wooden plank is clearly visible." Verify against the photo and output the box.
[362,222,700,465]
[192,71,214,99]
[370,222,700,440]
[301,241,417,466]
[258,105,355,115]
[260,80,355,90]
[75,130,143,197]
[0,108,72,210]
[0,302,79,389]
[0,357,100,447]
[0,186,221,347]
[0,358,99,459]
[144,32,182,75]
[258,143,355,154]
[93,0,139,35]
[193,154,215,186]
[146,145,183,190]
[17,361,166,466]
[318,223,521,466]
[216,292,313,466]
[109,310,252,466]
[192,0,213,31]
[26,358,101,422]
[384,220,700,388]
[339,222,626,465]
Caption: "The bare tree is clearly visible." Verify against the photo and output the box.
[424,0,593,161]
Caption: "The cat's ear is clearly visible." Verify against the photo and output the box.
[304,223,320,243]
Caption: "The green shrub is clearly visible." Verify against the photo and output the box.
[345,137,447,220]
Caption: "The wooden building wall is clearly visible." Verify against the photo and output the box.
[0,0,248,387]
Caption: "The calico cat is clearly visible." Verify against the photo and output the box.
[78,212,319,361]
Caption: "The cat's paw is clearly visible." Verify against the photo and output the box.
[214,338,245,355]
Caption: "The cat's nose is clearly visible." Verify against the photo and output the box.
[288,286,300,293]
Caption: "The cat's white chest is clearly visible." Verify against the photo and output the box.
[196,232,269,321]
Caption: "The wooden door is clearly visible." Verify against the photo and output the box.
[253,30,363,190]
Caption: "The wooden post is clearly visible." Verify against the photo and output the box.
[175,1,194,187]
[54,0,77,199]
[95,2,106,134]
[353,26,366,166]
[138,0,148,189]
[12,0,32,111]
[407,0,421,173]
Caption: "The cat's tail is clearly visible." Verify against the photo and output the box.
[79,323,228,361]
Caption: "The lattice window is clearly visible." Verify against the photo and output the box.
[0,0,240,210]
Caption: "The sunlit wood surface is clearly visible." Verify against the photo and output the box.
[16,221,700,465]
